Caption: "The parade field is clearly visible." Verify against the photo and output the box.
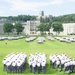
[0,37,75,75]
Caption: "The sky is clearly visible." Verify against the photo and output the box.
[0,0,75,16]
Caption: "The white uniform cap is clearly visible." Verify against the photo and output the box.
[32,62,36,67]
[41,61,45,66]
[2,60,7,64]
[29,61,32,65]
[17,62,21,66]
[37,62,40,67]
[12,62,16,67]
[6,62,11,66]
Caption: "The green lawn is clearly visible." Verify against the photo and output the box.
[0,37,75,75]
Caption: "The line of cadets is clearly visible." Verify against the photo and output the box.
[28,53,46,74]
[2,52,27,73]
[49,53,75,75]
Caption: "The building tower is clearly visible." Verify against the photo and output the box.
[40,11,44,16]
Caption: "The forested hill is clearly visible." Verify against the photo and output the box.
[53,14,75,23]
[0,14,75,23]
[0,15,36,22]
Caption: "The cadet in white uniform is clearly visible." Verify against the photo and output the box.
[41,61,46,74]
[51,57,56,68]
[28,59,32,72]
[32,61,36,74]
[56,59,60,71]
[6,61,11,73]
[49,54,53,66]
[12,62,17,73]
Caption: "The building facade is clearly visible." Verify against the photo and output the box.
[0,24,4,34]
[50,23,75,35]
[62,23,75,35]
[23,21,40,35]
[0,19,9,34]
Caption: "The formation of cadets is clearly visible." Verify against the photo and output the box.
[28,53,46,74]
[25,37,36,42]
[49,53,75,74]
[0,36,25,40]
[2,52,27,73]
[55,37,75,43]
[37,37,45,44]
[2,52,75,75]
[47,36,54,41]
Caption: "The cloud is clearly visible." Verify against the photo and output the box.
[49,0,64,5]
[1,0,74,16]
[2,0,50,12]
[0,6,6,15]
[68,0,75,2]
[2,0,65,13]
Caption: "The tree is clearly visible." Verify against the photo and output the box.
[37,23,46,35]
[40,17,45,23]
[14,22,24,35]
[52,22,63,35]
[3,22,14,35]
[37,23,51,35]
[40,16,50,23]
[46,22,52,35]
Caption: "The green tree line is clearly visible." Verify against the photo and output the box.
[0,15,36,22]
[0,14,75,23]
[53,14,75,23]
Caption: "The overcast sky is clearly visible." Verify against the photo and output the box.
[0,0,75,16]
